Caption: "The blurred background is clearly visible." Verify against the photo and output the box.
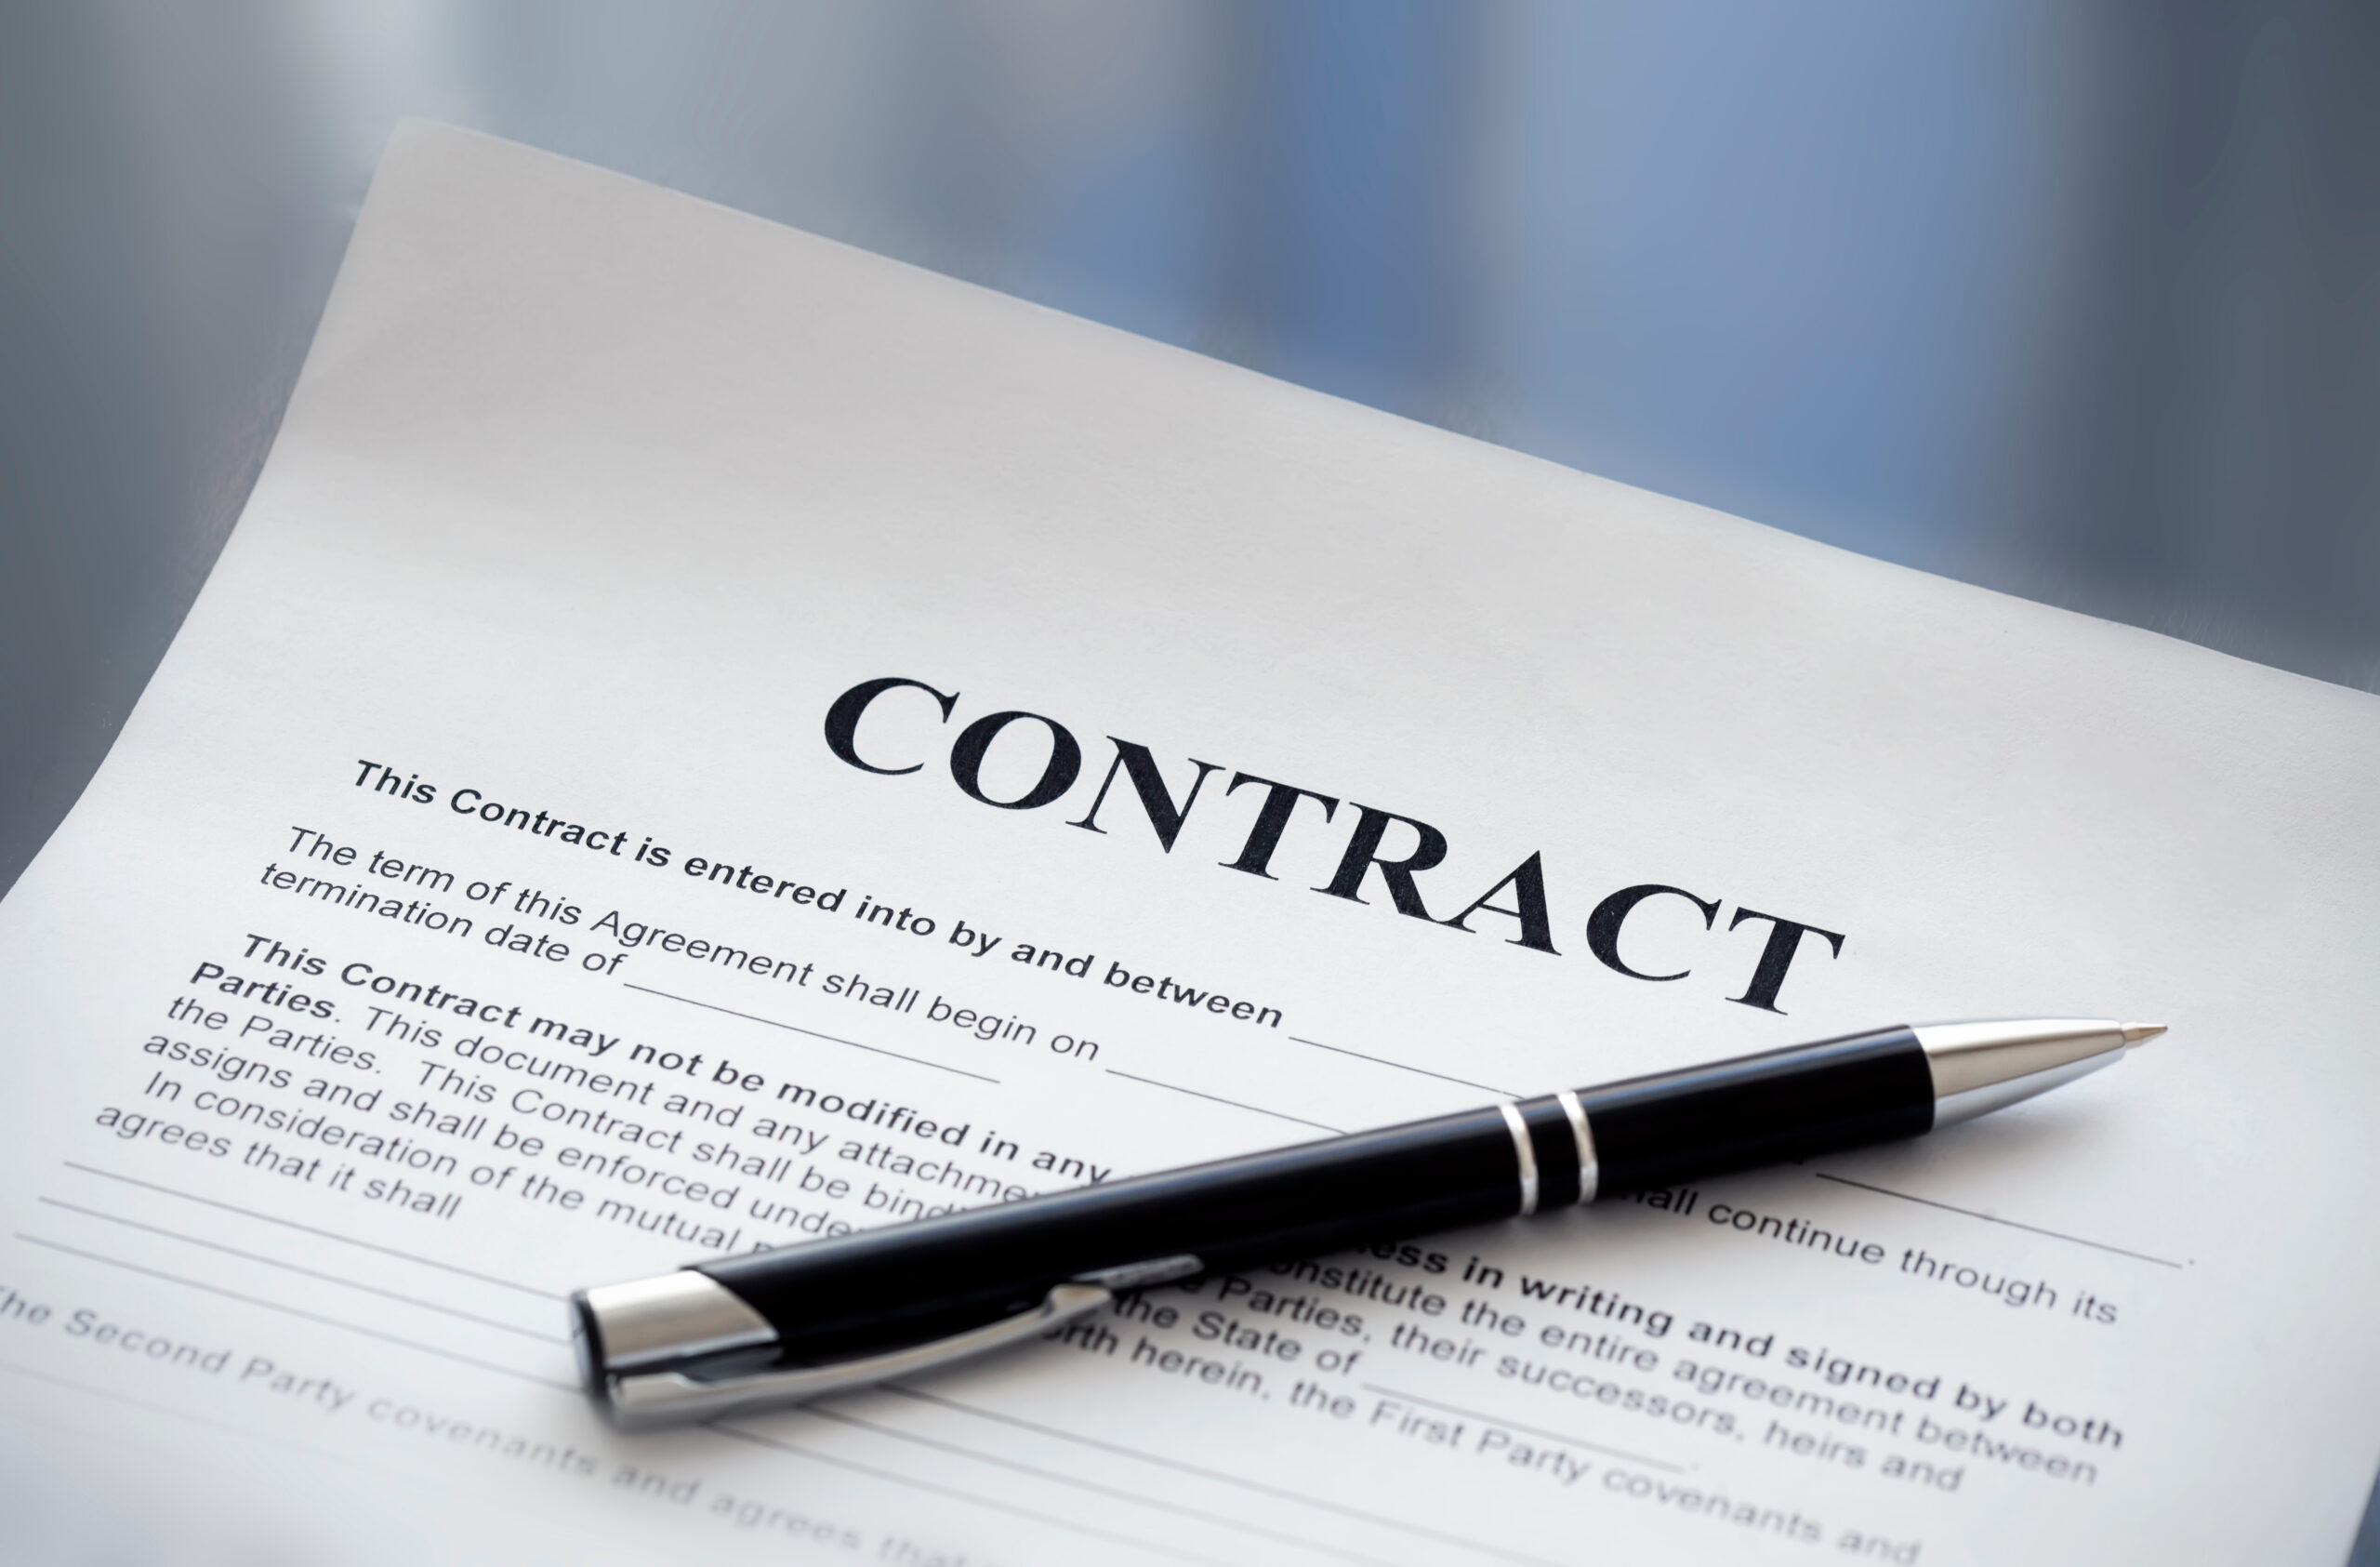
[7,2,2379,903]
[0,1,2375,1555]
[3,0,2376,852]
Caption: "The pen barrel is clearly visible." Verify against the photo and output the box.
[689,1028,1933,1369]
[1579,1025,1933,1195]
[696,1106,1523,1367]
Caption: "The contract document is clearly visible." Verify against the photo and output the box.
[4,124,2377,1567]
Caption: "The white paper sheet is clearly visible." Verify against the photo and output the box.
[4,123,2377,1567]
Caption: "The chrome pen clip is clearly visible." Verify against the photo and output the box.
[575,1256,1197,1430]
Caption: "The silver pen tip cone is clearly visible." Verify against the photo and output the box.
[2120,1023,2167,1047]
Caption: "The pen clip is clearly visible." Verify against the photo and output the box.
[602,1281,1114,1429]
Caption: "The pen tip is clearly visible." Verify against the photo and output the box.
[2121,1022,2167,1047]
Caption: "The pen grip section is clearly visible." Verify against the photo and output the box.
[1580,1027,1932,1197]
[694,1106,1527,1369]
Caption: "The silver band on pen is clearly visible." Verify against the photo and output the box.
[1556,1089,1598,1203]
[1498,1100,1540,1215]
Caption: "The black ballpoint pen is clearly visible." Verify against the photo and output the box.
[573,1016,2161,1428]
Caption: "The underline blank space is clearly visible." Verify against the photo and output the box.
[1102,1069,1343,1133]
[625,982,999,1082]
[1812,1172,2188,1268]
[36,1196,562,1342]
[1288,1036,1514,1097]
[60,1161,559,1297]
[14,1233,576,1391]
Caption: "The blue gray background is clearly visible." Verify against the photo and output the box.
[2,5,2374,1550]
